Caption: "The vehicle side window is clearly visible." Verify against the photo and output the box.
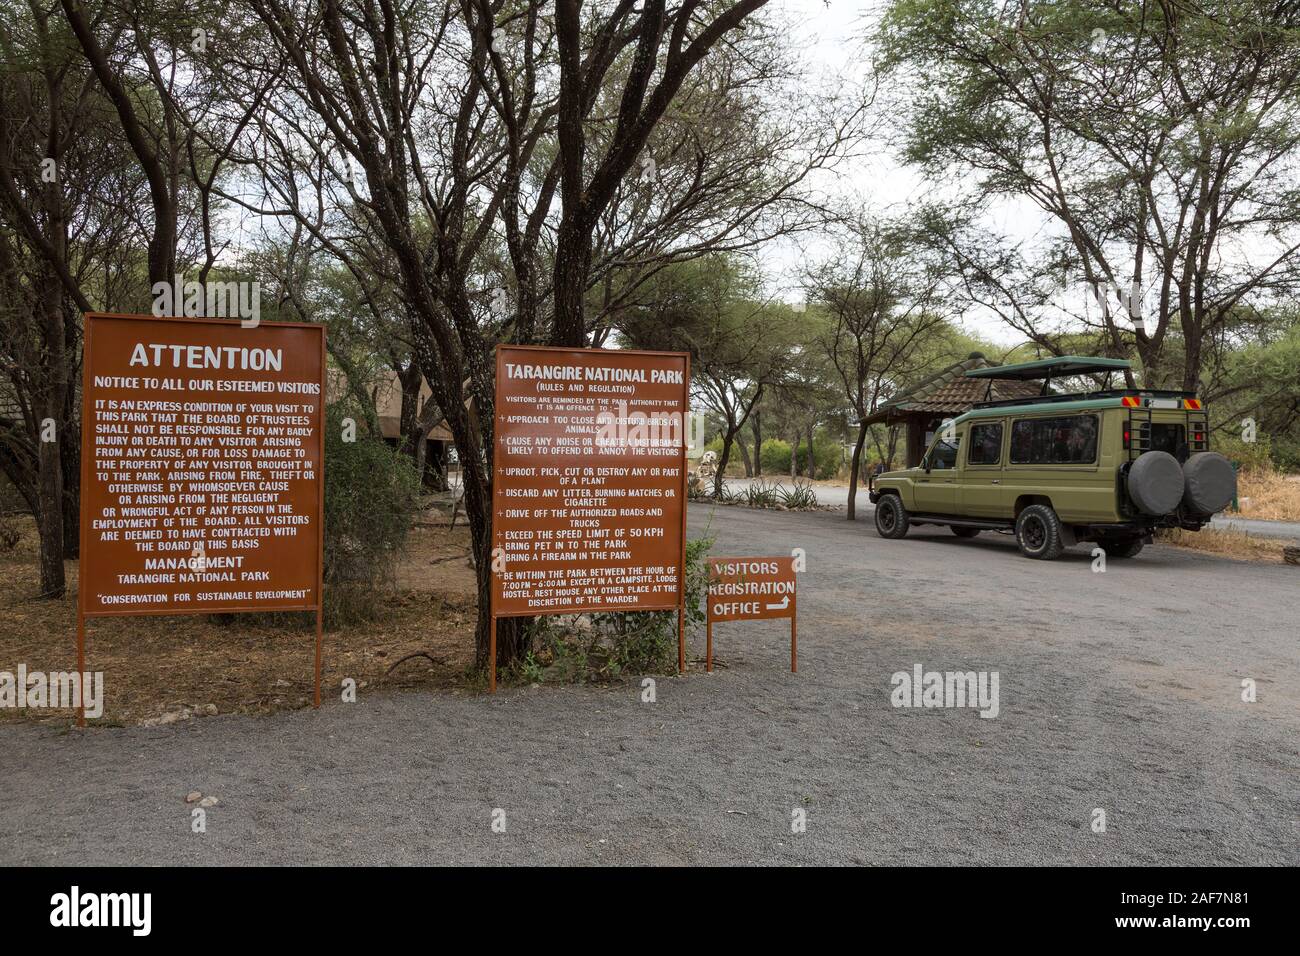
[968,422,1003,465]
[930,435,960,469]
[1010,415,1098,465]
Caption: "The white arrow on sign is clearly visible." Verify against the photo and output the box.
[765,595,790,612]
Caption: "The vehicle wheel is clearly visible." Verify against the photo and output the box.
[1101,537,1144,559]
[951,526,980,538]
[1015,504,1066,559]
[874,494,910,539]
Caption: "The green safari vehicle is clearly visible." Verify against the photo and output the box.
[868,356,1237,560]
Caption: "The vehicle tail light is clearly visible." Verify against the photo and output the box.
[1123,429,1131,449]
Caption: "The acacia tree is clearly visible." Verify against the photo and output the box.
[0,1,151,596]
[216,0,857,669]
[805,217,951,519]
[878,0,1300,390]
[550,0,773,344]
[618,255,796,495]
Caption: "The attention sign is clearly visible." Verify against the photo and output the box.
[489,344,690,687]
[80,313,325,615]
[706,556,798,672]
[75,312,327,723]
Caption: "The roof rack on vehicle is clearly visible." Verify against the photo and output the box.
[964,355,1132,380]
[971,388,1195,410]
[964,355,1134,402]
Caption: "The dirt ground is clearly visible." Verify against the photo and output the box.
[2,503,1295,866]
[0,509,478,727]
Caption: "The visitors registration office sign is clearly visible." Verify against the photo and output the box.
[80,313,325,616]
[491,345,690,620]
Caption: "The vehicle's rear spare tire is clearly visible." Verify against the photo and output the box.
[1126,450,1185,515]
[1182,452,1236,515]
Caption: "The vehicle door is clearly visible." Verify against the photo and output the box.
[913,427,961,514]
[1002,412,1106,521]
[958,419,1008,517]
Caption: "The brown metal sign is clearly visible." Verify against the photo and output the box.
[706,556,798,672]
[79,313,325,617]
[489,344,690,688]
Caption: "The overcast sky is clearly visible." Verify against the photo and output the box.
[767,0,1036,348]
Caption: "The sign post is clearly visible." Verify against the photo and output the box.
[706,557,798,673]
[78,313,326,725]
[489,344,690,690]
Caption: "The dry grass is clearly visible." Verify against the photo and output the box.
[1156,526,1292,564]
[0,512,479,727]
[1233,469,1300,522]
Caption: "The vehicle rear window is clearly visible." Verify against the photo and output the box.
[1010,415,1098,465]
[1149,423,1187,460]
[968,422,1003,464]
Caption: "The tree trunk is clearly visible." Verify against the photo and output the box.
[396,364,423,463]
[713,419,740,497]
[750,411,762,476]
[61,423,79,558]
[789,433,797,479]
[736,434,752,477]
[551,217,591,347]
[847,421,868,521]
[806,423,816,479]
[426,443,449,492]
[36,274,66,598]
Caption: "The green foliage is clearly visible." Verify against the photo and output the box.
[777,480,820,510]
[323,400,421,625]
[1208,317,1300,470]
[524,535,715,682]
[743,479,781,508]
[712,476,821,511]
[794,431,842,480]
[877,1,1300,392]
[760,438,792,473]
[1214,433,1275,474]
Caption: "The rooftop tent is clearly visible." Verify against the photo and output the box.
[963,355,1132,380]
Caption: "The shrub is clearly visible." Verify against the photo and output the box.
[322,400,421,625]
[0,512,20,552]
[794,433,842,480]
[522,534,714,682]
[776,480,820,510]
[760,438,792,473]
[744,478,780,508]
[1213,432,1274,473]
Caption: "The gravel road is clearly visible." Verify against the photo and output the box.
[2,504,1295,865]
[726,476,1300,539]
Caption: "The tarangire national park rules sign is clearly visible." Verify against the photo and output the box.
[79,313,325,616]
[490,345,689,618]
